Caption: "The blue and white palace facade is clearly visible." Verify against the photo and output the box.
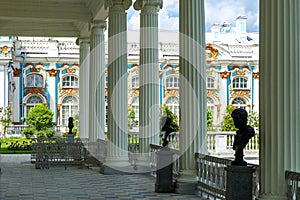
[2,16,259,129]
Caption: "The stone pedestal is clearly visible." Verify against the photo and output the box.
[155,148,174,193]
[67,134,75,156]
[66,134,75,143]
[215,134,227,152]
[225,165,255,200]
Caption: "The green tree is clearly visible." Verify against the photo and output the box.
[128,106,136,129]
[0,105,12,136]
[248,111,259,128]
[160,105,179,132]
[221,105,237,131]
[207,108,213,131]
[24,104,54,137]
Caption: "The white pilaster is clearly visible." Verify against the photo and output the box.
[12,69,21,123]
[104,0,132,173]
[79,38,90,139]
[47,69,57,122]
[134,0,163,154]
[259,1,300,199]
[89,20,107,142]
[253,70,259,113]
[176,0,206,194]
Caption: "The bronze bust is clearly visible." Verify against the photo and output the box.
[161,117,174,147]
[231,108,255,166]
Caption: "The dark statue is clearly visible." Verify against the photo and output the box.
[68,117,74,134]
[161,117,174,147]
[231,108,255,166]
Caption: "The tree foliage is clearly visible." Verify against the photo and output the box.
[221,105,237,131]
[160,105,179,132]
[247,111,259,128]
[207,108,213,131]
[25,104,54,136]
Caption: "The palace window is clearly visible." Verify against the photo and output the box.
[25,95,43,116]
[207,96,215,115]
[131,76,139,89]
[166,76,179,88]
[207,77,216,89]
[61,96,79,125]
[26,74,43,87]
[62,75,79,88]
[165,96,179,117]
[232,97,247,110]
[131,96,139,121]
[232,77,248,89]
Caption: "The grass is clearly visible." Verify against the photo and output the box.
[0,137,34,154]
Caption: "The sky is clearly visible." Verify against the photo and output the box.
[127,0,259,32]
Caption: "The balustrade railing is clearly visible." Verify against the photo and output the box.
[286,170,300,199]
[195,153,259,200]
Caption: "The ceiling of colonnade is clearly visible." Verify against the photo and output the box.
[0,0,107,37]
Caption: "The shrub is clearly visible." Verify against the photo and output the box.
[45,129,55,138]
[36,130,45,138]
[23,127,35,139]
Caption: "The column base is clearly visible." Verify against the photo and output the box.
[258,195,286,200]
[175,170,197,195]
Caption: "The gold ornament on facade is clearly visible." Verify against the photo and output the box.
[0,46,10,57]
[237,69,245,75]
[13,69,22,77]
[105,88,108,96]
[48,69,57,77]
[24,88,46,98]
[206,44,219,59]
[129,89,139,98]
[231,90,251,99]
[206,90,220,101]
[66,67,75,73]
[30,67,39,73]
[220,71,229,79]
[206,69,212,75]
[165,90,179,98]
[59,88,78,98]
[253,72,259,79]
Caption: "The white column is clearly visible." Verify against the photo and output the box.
[253,70,259,113]
[259,1,300,199]
[134,0,162,154]
[104,0,132,173]
[176,0,206,194]
[12,69,21,123]
[219,70,229,124]
[79,38,90,139]
[47,69,58,122]
[89,20,107,142]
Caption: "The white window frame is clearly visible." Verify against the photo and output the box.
[61,96,79,125]
[166,76,179,89]
[62,75,79,88]
[232,77,248,89]
[26,74,43,87]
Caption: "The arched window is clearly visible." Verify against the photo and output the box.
[61,96,79,125]
[25,95,43,116]
[131,96,139,121]
[62,75,79,88]
[232,97,247,110]
[165,96,179,117]
[131,76,139,89]
[207,77,215,89]
[27,74,43,87]
[232,77,248,89]
[166,76,179,88]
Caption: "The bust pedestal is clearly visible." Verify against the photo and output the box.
[225,165,255,200]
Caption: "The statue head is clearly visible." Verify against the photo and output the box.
[161,117,172,132]
[231,108,248,130]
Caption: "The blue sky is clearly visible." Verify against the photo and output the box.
[127,0,259,32]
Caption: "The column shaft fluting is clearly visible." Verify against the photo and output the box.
[89,20,107,142]
[79,38,90,139]
[259,1,300,199]
[134,0,163,153]
[179,0,206,171]
[106,1,131,158]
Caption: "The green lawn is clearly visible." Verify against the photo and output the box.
[0,138,34,154]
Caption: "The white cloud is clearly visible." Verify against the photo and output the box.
[127,0,259,32]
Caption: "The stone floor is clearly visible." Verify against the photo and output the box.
[0,154,203,200]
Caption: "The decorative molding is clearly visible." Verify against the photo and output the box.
[66,66,75,73]
[236,69,245,75]
[48,69,58,77]
[24,88,46,99]
[0,46,10,57]
[164,90,179,98]
[220,71,229,79]
[30,67,39,73]
[129,89,139,98]
[206,69,212,75]
[59,88,78,98]
[206,90,220,102]
[206,44,219,59]
[253,72,259,79]
[231,90,251,99]
[13,69,22,77]
[133,0,163,11]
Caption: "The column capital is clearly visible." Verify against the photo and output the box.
[76,37,90,46]
[90,20,107,33]
[104,0,132,11]
[133,0,163,12]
